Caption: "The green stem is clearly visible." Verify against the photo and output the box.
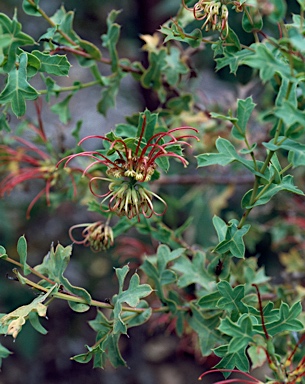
[5,256,54,285]
[38,80,101,95]
[4,258,183,315]
[26,0,77,46]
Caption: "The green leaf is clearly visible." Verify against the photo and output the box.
[0,53,38,117]
[0,13,35,71]
[0,344,12,368]
[97,72,123,116]
[101,10,121,72]
[196,137,261,177]
[119,273,153,308]
[215,49,252,74]
[112,265,152,334]
[160,23,202,48]
[242,8,263,32]
[172,250,214,290]
[35,244,91,308]
[32,50,70,76]
[263,137,305,167]
[25,51,41,77]
[241,175,304,209]
[297,0,305,9]
[274,100,305,129]
[214,219,250,259]
[213,215,227,243]
[121,301,152,328]
[0,245,7,259]
[50,94,73,124]
[162,47,188,86]
[218,314,254,353]
[141,49,167,90]
[197,291,222,310]
[28,311,48,335]
[241,43,292,82]
[213,345,250,375]
[232,97,256,139]
[22,0,41,17]
[17,235,31,275]
[267,0,287,23]
[188,304,224,356]
[216,281,248,320]
[156,245,185,274]
[255,301,303,337]
[140,245,183,302]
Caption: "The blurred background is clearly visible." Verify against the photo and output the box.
[0,0,304,383]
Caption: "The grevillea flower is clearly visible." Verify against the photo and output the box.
[60,117,199,220]
[69,221,114,252]
[0,137,81,218]
[182,0,229,37]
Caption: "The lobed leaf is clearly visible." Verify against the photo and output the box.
[0,52,38,117]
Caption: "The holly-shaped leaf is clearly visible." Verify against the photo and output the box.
[216,281,248,320]
[0,13,35,72]
[160,23,202,48]
[241,175,304,209]
[172,250,215,290]
[140,245,183,302]
[264,137,305,168]
[213,219,250,259]
[112,265,152,335]
[50,94,73,124]
[188,304,224,356]
[241,43,292,82]
[255,301,303,337]
[32,50,70,76]
[196,137,262,178]
[215,48,252,74]
[218,314,254,353]
[213,344,250,376]
[35,243,91,311]
[0,52,38,117]
[197,291,222,310]
[232,97,256,140]
[162,47,189,86]
[97,72,123,116]
[141,49,167,90]
[101,10,121,73]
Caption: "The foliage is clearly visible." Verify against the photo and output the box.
[1,0,305,382]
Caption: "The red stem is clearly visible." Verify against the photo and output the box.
[252,284,269,340]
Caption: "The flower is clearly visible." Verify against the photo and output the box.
[0,137,81,218]
[60,117,199,220]
[69,221,114,252]
[182,0,229,37]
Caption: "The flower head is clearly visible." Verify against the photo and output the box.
[182,0,229,37]
[69,221,114,252]
[60,116,199,220]
[0,137,81,218]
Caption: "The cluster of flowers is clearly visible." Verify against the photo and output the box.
[62,118,198,221]
[69,221,114,252]
[0,137,80,218]
[182,1,245,37]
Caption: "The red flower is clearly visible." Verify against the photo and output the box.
[0,137,81,218]
[59,118,199,220]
